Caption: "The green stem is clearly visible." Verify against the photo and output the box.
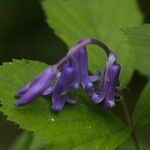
[56,38,110,69]
[121,98,140,150]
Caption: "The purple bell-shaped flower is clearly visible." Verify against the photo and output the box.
[15,66,57,106]
[91,52,121,107]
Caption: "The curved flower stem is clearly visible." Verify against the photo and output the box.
[121,98,140,150]
[56,38,111,69]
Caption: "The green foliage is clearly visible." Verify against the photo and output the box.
[10,132,48,150]
[133,82,150,128]
[1,0,149,149]
[0,60,130,149]
[11,132,33,150]
[122,25,150,128]
[122,24,150,76]
[42,0,143,87]
[118,126,150,150]
[119,136,150,150]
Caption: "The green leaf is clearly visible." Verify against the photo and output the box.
[133,82,150,128]
[29,134,48,150]
[42,0,143,87]
[118,126,150,150]
[10,132,48,150]
[0,60,130,149]
[118,139,148,150]
[10,132,33,150]
[122,24,150,76]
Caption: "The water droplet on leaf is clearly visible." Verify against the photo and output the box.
[51,118,55,122]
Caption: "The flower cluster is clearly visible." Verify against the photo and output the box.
[15,38,121,112]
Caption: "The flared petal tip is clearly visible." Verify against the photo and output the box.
[51,105,63,112]
[66,98,77,104]
[14,101,24,107]
[16,89,25,97]
[91,93,103,104]
[14,97,34,107]
[104,100,115,108]
[42,87,53,96]
[15,91,21,97]
[88,69,101,82]
[84,82,93,90]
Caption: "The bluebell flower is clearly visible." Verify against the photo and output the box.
[15,38,121,111]
[91,52,121,107]
[15,45,99,111]
[51,62,77,112]
[43,45,100,111]
[69,45,100,90]
[15,66,57,106]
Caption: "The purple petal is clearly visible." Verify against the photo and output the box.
[42,87,53,96]
[102,52,116,85]
[15,66,57,107]
[16,83,31,96]
[57,63,76,90]
[51,94,67,112]
[70,82,79,90]
[91,93,103,104]
[104,100,115,108]
[51,62,77,111]
[66,98,77,104]
[103,64,120,107]
[68,42,100,91]
[94,51,120,108]
[70,46,90,89]
[84,82,93,90]
[88,70,101,82]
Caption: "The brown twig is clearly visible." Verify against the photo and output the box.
[120,98,140,150]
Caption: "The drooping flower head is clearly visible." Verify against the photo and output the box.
[91,51,121,107]
[15,38,121,112]
[15,40,100,111]
[49,41,100,111]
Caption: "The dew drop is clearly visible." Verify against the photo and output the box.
[51,118,55,122]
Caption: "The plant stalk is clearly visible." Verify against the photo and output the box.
[121,98,140,150]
